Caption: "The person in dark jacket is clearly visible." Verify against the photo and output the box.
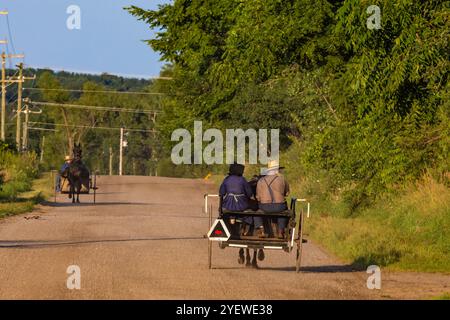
[219,163,265,266]
[220,165,267,237]
[219,163,252,213]
[55,155,72,192]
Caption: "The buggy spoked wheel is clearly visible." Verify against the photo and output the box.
[208,239,212,269]
[91,173,98,204]
[53,171,57,203]
[207,203,213,269]
[295,209,304,273]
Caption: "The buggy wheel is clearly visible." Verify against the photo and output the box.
[296,209,305,273]
[208,238,212,269]
[207,203,213,269]
[53,171,57,203]
[92,173,97,204]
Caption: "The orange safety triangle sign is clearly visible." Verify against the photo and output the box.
[207,219,231,241]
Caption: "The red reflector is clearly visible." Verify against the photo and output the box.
[214,230,223,235]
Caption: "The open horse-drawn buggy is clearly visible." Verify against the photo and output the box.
[206,195,309,272]
[55,171,97,204]
[53,144,98,204]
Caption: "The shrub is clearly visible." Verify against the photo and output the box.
[0,142,39,200]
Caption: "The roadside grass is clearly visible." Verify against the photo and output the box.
[432,293,450,300]
[207,170,449,273]
[209,174,225,189]
[294,175,450,273]
[0,172,54,219]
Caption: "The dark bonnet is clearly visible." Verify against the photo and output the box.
[229,163,245,176]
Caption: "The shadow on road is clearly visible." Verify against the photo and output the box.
[271,265,365,272]
[93,192,127,195]
[0,236,205,249]
[212,264,362,273]
[300,265,364,272]
[41,201,153,207]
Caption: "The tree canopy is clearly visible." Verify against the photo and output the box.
[128,0,449,210]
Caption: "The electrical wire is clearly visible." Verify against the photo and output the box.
[23,87,165,96]
[28,127,58,132]
[29,121,156,133]
[4,70,20,107]
[23,62,37,97]
[30,101,161,114]
[4,39,12,69]
[5,14,16,54]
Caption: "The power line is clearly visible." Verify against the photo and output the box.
[4,39,12,69]
[23,87,166,96]
[5,70,20,105]
[30,101,161,114]
[1,52,25,141]
[5,14,16,54]
[29,121,156,133]
[28,127,58,132]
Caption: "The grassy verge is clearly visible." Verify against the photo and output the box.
[294,175,450,273]
[432,293,450,300]
[0,172,54,219]
[211,169,449,273]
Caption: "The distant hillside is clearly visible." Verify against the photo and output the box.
[4,68,153,102]
[3,67,160,176]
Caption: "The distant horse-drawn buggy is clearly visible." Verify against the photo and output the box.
[54,144,98,204]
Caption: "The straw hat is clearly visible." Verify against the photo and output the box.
[267,159,284,171]
[260,159,284,175]
[64,155,71,161]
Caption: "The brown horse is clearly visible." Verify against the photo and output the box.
[236,222,265,268]
[238,247,265,268]
[236,175,266,268]
[67,144,90,203]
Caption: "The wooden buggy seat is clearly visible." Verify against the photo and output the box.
[218,198,299,252]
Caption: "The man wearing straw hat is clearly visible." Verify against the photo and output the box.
[256,159,290,239]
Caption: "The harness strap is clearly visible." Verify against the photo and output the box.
[263,175,278,204]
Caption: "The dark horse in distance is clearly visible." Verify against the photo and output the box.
[66,144,90,203]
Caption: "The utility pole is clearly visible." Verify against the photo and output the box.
[21,99,32,150]
[1,52,5,141]
[22,104,29,150]
[40,136,45,163]
[119,128,124,176]
[109,146,113,176]
[0,50,25,142]
[20,100,41,151]
[14,64,35,150]
[16,63,23,149]
[152,113,157,176]
[0,11,7,141]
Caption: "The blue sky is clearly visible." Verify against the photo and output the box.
[1,0,170,79]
